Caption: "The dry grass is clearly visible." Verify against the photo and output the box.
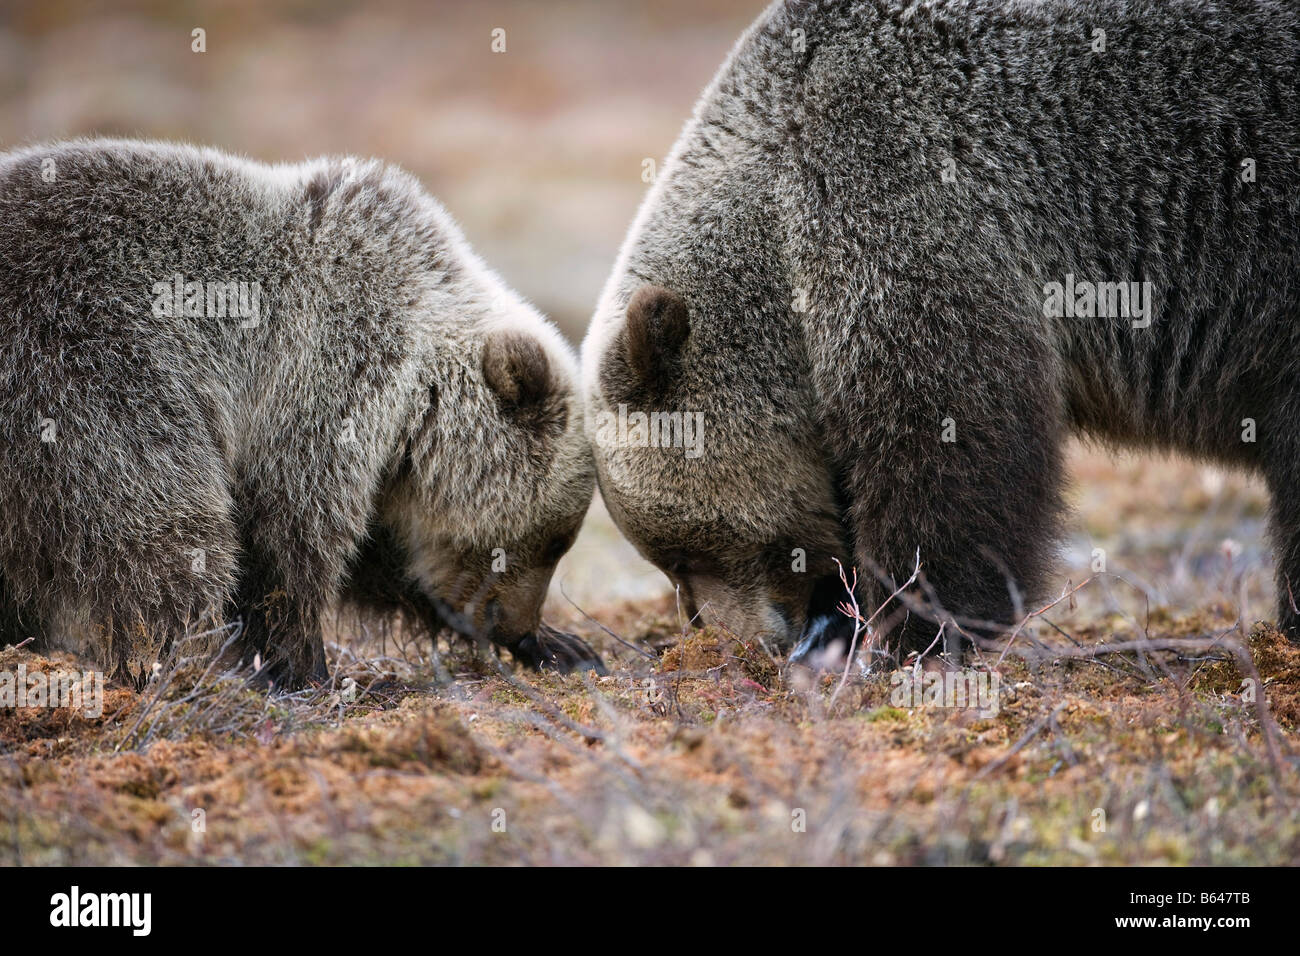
[4,443,1300,865]
[3,606,1297,865]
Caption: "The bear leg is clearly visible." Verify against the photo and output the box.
[813,313,1067,660]
[1266,467,1300,640]
[230,532,330,689]
[0,572,43,647]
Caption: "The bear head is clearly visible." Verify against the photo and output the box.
[380,269,601,674]
[584,282,857,659]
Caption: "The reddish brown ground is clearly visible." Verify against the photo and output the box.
[4,578,1298,865]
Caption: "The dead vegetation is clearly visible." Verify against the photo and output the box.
[3,448,1298,865]
[3,587,1298,865]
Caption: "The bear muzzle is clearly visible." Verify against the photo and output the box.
[507,624,607,676]
[788,573,864,669]
[429,593,606,675]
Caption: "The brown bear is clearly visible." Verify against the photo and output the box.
[0,138,603,687]
[582,0,1300,662]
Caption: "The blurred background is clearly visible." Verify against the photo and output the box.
[0,0,1276,621]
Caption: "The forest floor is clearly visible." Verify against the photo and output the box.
[3,444,1299,865]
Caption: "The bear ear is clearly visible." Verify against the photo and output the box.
[623,284,690,390]
[483,330,554,410]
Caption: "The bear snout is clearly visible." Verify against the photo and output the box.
[509,624,607,676]
[788,573,864,669]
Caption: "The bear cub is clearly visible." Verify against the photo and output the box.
[0,139,602,686]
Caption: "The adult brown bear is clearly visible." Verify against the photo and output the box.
[583,0,1300,661]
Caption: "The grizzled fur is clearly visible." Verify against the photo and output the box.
[583,0,1300,660]
[0,139,600,686]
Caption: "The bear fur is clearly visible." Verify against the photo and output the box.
[0,138,602,686]
[582,0,1300,660]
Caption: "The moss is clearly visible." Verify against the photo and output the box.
[863,705,908,723]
